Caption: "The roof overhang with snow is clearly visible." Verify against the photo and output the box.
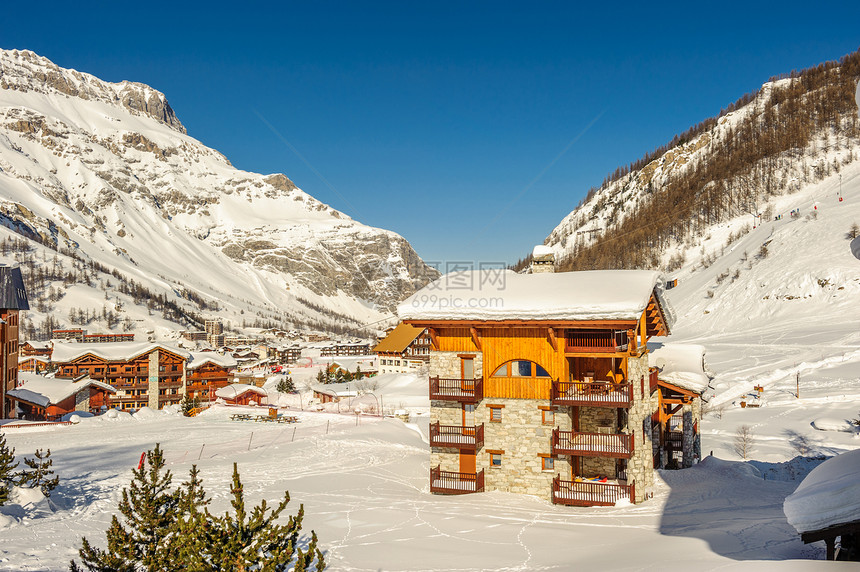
[399,269,674,331]
[51,341,192,364]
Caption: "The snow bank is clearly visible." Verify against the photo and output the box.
[784,449,860,533]
[811,417,856,433]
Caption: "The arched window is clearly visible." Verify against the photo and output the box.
[491,360,550,378]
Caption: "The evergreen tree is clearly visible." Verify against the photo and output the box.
[0,433,18,506]
[316,370,327,384]
[277,376,295,394]
[197,463,325,571]
[19,448,59,497]
[180,394,200,416]
[71,444,181,571]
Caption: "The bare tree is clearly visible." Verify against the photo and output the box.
[733,425,756,460]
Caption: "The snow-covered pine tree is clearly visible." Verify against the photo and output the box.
[0,433,18,505]
[19,448,59,497]
[198,462,325,571]
[71,444,181,571]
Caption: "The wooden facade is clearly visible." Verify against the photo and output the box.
[1,309,21,418]
[187,361,234,401]
[410,286,673,506]
[53,348,187,410]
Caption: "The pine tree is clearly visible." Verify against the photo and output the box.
[277,376,295,394]
[19,448,59,497]
[197,463,325,571]
[173,464,210,566]
[0,433,18,506]
[180,394,200,416]
[71,444,181,571]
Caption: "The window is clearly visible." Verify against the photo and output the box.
[488,450,504,468]
[540,407,555,426]
[460,356,474,379]
[541,456,555,471]
[491,360,550,378]
[489,405,503,422]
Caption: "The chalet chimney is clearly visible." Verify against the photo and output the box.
[530,245,555,274]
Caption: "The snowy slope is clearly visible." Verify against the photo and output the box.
[0,49,437,338]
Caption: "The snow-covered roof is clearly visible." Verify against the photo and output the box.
[188,352,237,370]
[51,341,192,364]
[399,269,673,325]
[784,449,860,534]
[9,373,116,407]
[532,244,553,258]
[214,383,267,399]
[648,343,710,395]
[18,355,50,364]
[22,340,51,350]
[310,383,357,398]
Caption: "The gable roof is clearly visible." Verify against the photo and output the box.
[188,352,238,370]
[214,384,267,399]
[51,341,192,364]
[398,269,675,327]
[373,323,424,353]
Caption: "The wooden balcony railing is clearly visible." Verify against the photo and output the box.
[565,330,628,353]
[429,423,484,451]
[552,476,635,507]
[430,466,484,495]
[429,377,483,403]
[551,380,632,407]
[552,428,634,458]
[649,367,659,394]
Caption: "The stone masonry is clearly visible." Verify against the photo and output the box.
[74,387,89,412]
[148,349,159,409]
[429,351,482,379]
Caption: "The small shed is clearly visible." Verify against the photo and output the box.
[215,383,268,406]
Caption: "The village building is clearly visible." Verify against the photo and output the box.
[186,352,238,402]
[310,383,357,405]
[19,340,52,358]
[215,383,268,406]
[18,355,50,374]
[50,341,191,411]
[648,343,708,469]
[400,265,678,506]
[181,330,207,342]
[374,323,431,374]
[275,344,302,364]
[0,266,29,418]
[7,373,115,421]
[52,328,86,342]
[319,341,372,357]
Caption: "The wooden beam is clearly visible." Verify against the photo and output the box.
[547,327,557,351]
[470,327,482,351]
[428,328,439,351]
[403,319,638,329]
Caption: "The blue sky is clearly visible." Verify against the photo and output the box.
[3,2,860,266]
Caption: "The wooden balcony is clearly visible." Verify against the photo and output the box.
[552,476,635,507]
[430,466,484,495]
[565,330,628,354]
[429,377,483,403]
[551,380,632,408]
[551,428,634,458]
[429,423,484,451]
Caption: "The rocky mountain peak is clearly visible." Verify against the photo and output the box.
[0,49,185,133]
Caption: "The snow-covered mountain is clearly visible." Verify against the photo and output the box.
[0,49,437,338]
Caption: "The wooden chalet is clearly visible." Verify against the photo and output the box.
[18,355,50,374]
[50,342,191,411]
[374,323,431,374]
[0,266,29,418]
[400,267,675,505]
[319,341,371,357]
[8,373,115,420]
[215,383,267,406]
[186,352,238,401]
[19,340,52,358]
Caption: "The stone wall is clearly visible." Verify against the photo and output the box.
[478,398,572,501]
[624,354,656,503]
[429,351,482,379]
[148,349,159,409]
[682,397,702,468]
[74,388,89,412]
